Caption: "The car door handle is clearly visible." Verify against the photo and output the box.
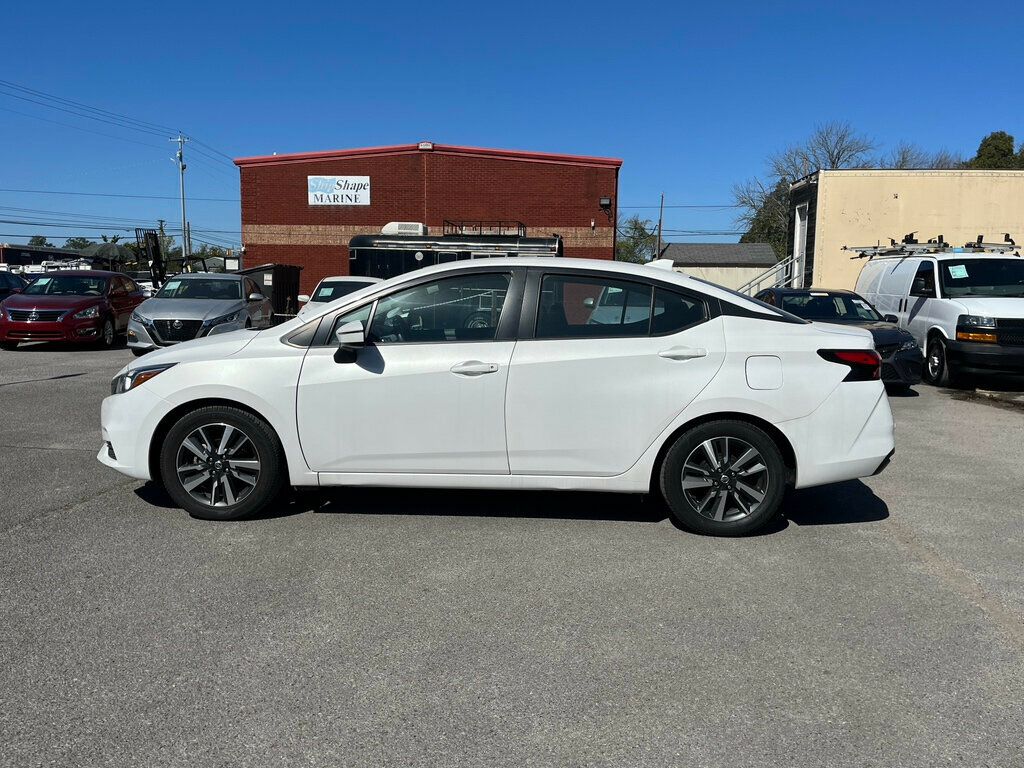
[658,346,708,361]
[450,361,500,376]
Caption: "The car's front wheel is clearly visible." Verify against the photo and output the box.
[97,318,116,348]
[660,420,787,536]
[924,335,959,387]
[159,406,286,520]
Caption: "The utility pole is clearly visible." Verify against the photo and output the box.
[655,192,664,260]
[171,133,190,260]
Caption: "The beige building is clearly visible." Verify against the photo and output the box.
[788,169,1024,289]
[660,242,777,291]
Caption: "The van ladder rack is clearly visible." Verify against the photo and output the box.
[843,233,1019,259]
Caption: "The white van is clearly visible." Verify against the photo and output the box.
[855,254,1024,385]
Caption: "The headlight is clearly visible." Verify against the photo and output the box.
[899,338,919,352]
[958,315,996,328]
[73,305,100,320]
[130,310,151,325]
[202,310,241,328]
[110,363,176,395]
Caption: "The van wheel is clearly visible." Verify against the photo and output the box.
[158,406,286,521]
[659,420,786,536]
[924,335,959,387]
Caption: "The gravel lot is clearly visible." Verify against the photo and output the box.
[1,345,1022,767]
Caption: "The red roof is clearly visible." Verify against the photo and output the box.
[233,142,622,169]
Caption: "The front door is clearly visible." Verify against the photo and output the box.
[905,260,939,345]
[296,270,518,474]
[505,271,725,476]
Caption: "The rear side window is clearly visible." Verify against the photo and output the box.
[535,275,706,338]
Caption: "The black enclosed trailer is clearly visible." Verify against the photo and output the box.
[236,263,303,323]
[348,226,563,280]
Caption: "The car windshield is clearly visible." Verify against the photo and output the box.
[23,275,107,296]
[938,258,1024,298]
[312,280,375,302]
[155,277,241,300]
[781,293,882,322]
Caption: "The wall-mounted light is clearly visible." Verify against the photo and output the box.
[599,196,612,211]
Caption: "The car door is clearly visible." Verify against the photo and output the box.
[296,268,521,475]
[904,260,939,345]
[107,278,133,330]
[505,270,726,477]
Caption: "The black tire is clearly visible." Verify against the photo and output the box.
[924,335,960,387]
[158,405,286,521]
[659,420,787,536]
[130,348,149,357]
[0,341,17,351]
[97,318,116,349]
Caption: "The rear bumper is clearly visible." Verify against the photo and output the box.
[946,340,1024,375]
[0,317,103,344]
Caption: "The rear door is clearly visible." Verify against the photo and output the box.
[505,269,725,477]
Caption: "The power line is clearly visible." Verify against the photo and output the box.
[0,188,238,202]
[0,106,166,150]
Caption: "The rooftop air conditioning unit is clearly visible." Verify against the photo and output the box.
[381,221,428,236]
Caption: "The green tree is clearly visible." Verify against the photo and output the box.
[64,237,96,250]
[27,235,54,247]
[615,215,658,263]
[967,131,1021,169]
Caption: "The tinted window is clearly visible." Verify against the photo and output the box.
[909,262,937,298]
[537,275,653,338]
[156,277,241,300]
[652,289,706,334]
[369,273,511,343]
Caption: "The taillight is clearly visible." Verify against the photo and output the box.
[818,349,881,381]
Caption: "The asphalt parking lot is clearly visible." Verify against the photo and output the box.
[1,346,1022,767]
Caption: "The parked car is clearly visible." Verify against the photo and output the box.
[755,288,922,388]
[0,271,28,301]
[127,273,273,357]
[296,276,382,319]
[0,270,144,349]
[98,258,895,536]
[856,254,1024,385]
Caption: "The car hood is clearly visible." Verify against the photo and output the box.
[2,293,101,311]
[135,297,242,320]
[124,328,259,371]
[948,297,1024,318]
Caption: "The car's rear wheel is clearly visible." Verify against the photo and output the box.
[159,406,285,521]
[660,420,787,536]
[924,335,959,387]
[0,341,17,351]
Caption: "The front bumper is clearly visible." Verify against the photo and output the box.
[97,385,170,481]
[0,316,103,344]
[945,340,1024,375]
[128,317,246,349]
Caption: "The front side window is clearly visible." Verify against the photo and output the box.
[938,258,1024,298]
[156,278,242,300]
[23,275,107,296]
[368,273,511,343]
[909,262,937,298]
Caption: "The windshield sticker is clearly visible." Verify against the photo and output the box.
[319,287,334,297]
[947,264,968,279]
[852,299,870,308]
[35,277,52,285]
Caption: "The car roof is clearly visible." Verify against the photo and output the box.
[376,257,781,318]
[317,275,382,282]
[767,287,858,296]
[28,270,117,278]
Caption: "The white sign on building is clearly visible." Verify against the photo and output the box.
[307,176,371,206]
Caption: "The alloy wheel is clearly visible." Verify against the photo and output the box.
[680,436,769,522]
[103,320,114,346]
[926,338,944,381]
[175,423,261,507]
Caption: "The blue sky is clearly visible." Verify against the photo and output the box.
[2,0,1022,250]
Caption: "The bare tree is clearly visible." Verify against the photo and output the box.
[881,141,963,169]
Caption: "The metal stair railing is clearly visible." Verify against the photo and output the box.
[737,255,798,296]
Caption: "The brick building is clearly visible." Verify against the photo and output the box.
[234,142,622,293]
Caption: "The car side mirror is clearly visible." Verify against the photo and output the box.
[248,292,264,302]
[883,313,899,324]
[582,297,596,309]
[297,294,311,304]
[335,320,365,347]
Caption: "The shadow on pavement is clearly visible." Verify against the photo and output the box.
[785,480,889,526]
[137,478,890,532]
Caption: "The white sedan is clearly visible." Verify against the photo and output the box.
[296,275,382,319]
[98,258,895,536]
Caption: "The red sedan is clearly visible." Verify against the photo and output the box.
[0,271,145,349]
